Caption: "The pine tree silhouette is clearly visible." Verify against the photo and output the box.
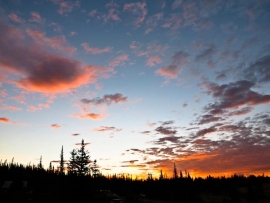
[59,145,64,175]
[76,139,90,176]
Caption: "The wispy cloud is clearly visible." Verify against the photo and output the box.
[71,113,108,120]
[109,54,129,68]
[81,43,112,54]
[51,124,61,129]
[124,2,147,27]
[92,126,122,133]
[81,93,128,106]
[28,12,41,23]
[8,13,23,23]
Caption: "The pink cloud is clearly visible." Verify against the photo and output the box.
[0,21,113,94]
[0,104,22,111]
[57,1,80,15]
[51,123,60,129]
[8,13,23,23]
[109,54,129,67]
[147,56,162,67]
[71,113,108,120]
[124,2,147,27]
[81,43,112,54]
[29,12,41,23]
[26,29,77,54]
[156,65,181,79]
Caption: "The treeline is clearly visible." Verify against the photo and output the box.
[1,140,270,202]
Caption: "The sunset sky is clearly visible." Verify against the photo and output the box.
[0,0,270,178]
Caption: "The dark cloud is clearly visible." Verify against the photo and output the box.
[153,136,181,144]
[81,93,127,106]
[161,120,174,125]
[140,131,151,134]
[93,126,122,132]
[0,20,113,94]
[243,55,270,84]
[195,44,216,62]
[71,133,80,136]
[196,127,217,137]
[197,114,224,125]
[122,160,139,164]
[155,126,177,136]
[205,80,270,111]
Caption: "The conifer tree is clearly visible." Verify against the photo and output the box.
[59,145,64,175]
[173,163,178,179]
[159,169,164,180]
[68,149,78,175]
[76,139,90,176]
[38,156,43,170]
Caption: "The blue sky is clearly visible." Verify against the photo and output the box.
[0,0,270,178]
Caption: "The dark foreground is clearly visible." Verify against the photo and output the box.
[1,175,270,203]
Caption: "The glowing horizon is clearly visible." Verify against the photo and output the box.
[0,0,270,179]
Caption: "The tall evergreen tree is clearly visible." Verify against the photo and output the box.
[59,145,64,175]
[173,163,178,179]
[159,169,164,180]
[38,156,43,170]
[76,139,90,176]
[68,149,78,175]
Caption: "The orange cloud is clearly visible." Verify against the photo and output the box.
[0,117,10,123]
[81,43,112,54]
[0,20,113,94]
[71,113,108,120]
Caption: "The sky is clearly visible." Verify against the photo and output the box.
[0,0,270,178]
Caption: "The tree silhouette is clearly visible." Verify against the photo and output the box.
[173,163,178,179]
[68,149,77,176]
[76,139,90,176]
[59,145,64,175]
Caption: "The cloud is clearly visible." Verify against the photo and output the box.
[160,120,174,125]
[122,160,139,164]
[140,131,151,135]
[147,56,162,67]
[124,2,147,27]
[8,13,23,23]
[156,65,181,79]
[155,126,177,136]
[71,113,108,120]
[195,44,216,62]
[26,29,77,54]
[51,124,61,129]
[0,117,10,123]
[243,55,270,84]
[172,0,183,9]
[81,43,112,54]
[204,80,270,111]
[197,114,224,125]
[71,133,80,136]
[57,1,80,15]
[196,127,217,137]
[156,51,189,79]
[0,20,113,94]
[92,126,122,132]
[109,54,129,68]
[81,93,128,106]
[29,12,41,23]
